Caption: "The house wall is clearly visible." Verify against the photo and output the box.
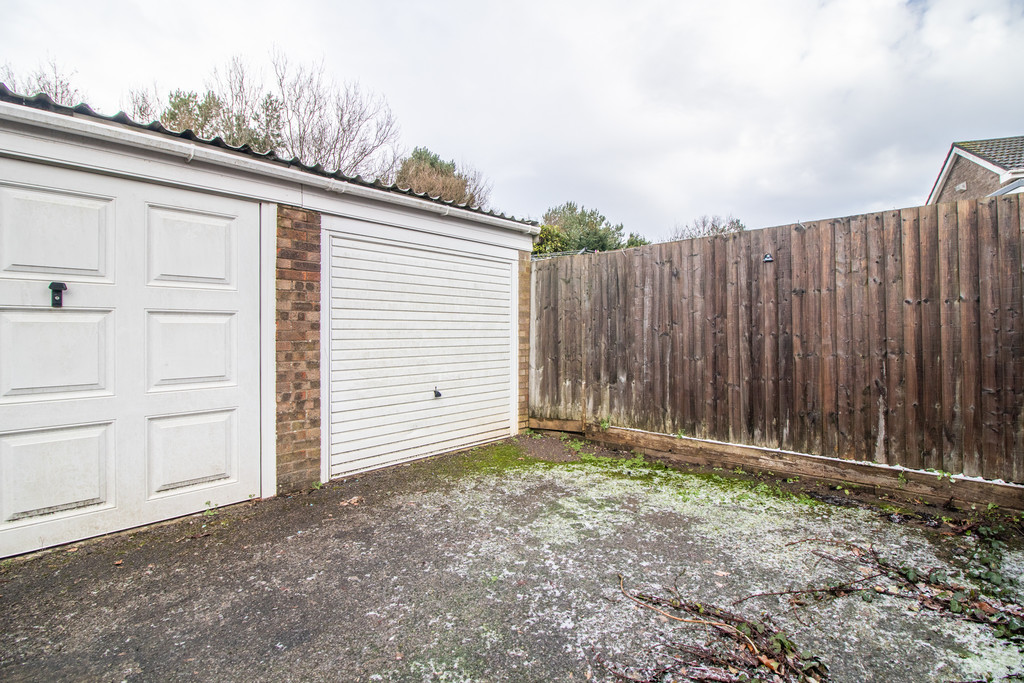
[275,205,322,492]
[935,155,1003,203]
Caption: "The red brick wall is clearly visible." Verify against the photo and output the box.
[518,251,531,431]
[276,205,321,492]
[935,154,1003,204]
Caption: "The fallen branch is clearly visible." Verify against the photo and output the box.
[741,538,1024,643]
[732,572,885,606]
[606,576,828,682]
[618,574,760,655]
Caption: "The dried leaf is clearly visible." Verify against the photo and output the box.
[113,560,123,566]
[714,570,731,577]
[757,654,781,672]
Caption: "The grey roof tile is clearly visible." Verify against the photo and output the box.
[954,136,1024,171]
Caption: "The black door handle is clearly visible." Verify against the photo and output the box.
[48,282,67,308]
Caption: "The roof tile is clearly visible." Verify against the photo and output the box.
[954,136,1024,171]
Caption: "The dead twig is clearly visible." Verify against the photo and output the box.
[618,574,760,655]
[611,576,829,682]
[732,572,885,606]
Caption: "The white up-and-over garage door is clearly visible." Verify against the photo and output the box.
[0,159,261,556]
[325,216,517,477]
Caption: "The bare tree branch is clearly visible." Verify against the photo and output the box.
[1,57,85,106]
[670,214,746,241]
[271,50,402,180]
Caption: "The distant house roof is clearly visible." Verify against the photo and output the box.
[927,135,1024,204]
[0,84,538,229]
[954,136,1024,172]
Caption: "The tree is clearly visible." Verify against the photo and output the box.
[538,202,649,253]
[670,214,746,241]
[270,51,400,180]
[1,57,85,106]
[125,53,402,181]
[532,224,571,255]
[395,146,491,208]
[624,232,651,248]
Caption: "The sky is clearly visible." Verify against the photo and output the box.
[1,0,1022,240]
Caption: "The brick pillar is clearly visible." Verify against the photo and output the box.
[518,251,531,431]
[276,205,321,492]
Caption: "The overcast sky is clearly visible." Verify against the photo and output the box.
[2,0,1022,240]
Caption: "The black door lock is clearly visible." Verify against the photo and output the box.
[48,282,67,308]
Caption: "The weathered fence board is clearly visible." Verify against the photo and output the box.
[530,195,1024,483]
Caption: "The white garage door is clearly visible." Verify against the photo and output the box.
[0,160,261,557]
[327,229,515,477]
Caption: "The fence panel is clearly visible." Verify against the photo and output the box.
[529,195,1024,483]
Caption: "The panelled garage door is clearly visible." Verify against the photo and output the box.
[327,227,515,477]
[0,159,261,556]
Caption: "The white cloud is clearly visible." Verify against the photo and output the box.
[2,0,1021,237]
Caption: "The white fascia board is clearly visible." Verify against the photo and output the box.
[926,147,956,205]
[0,101,539,237]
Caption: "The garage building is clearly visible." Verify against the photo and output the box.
[0,89,537,557]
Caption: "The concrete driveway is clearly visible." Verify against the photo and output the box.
[1,434,1021,682]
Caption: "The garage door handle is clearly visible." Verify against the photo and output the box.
[48,282,67,308]
[434,387,442,398]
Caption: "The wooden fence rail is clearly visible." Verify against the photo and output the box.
[529,195,1024,484]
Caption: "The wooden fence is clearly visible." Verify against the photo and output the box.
[530,194,1024,484]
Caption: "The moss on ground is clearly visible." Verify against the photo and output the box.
[451,439,823,509]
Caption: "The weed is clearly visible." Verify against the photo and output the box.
[575,451,665,478]
[598,417,611,431]
[674,429,687,439]
[967,523,1015,594]
[558,433,569,442]
[311,481,324,490]
[927,468,955,483]
[567,439,584,454]
[897,471,908,488]
[203,501,219,517]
